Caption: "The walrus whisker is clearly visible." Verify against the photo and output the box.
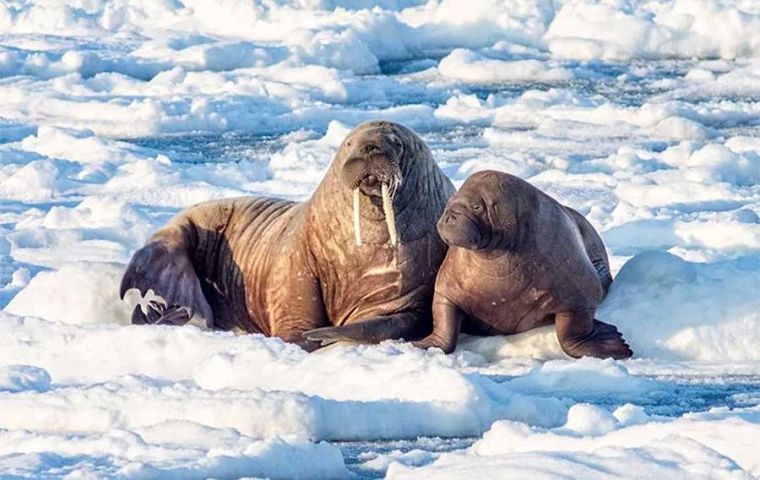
[353,187,362,246]
[381,182,398,246]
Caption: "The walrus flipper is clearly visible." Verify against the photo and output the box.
[119,241,213,327]
[303,312,421,347]
[555,311,632,360]
[413,296,466,354]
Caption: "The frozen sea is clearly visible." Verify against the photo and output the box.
[1,0,760,478]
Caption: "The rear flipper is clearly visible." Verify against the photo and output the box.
[302,312,421,347]
[120,240,213,327]
[556,311,632,360]
[564,207,613,296]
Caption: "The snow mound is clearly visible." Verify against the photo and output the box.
[504,358,656,398]
[438,49,573,83]
[5,263,133,325]
[600,251,760,362]
[0,312,577,441]
[546,0,760,60]
[0,429,348,480]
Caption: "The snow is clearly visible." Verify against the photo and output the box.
[0,430,348,479]
[388,405,760,478]
[437,49,574,83]
[1,0,760,478]
[602,252,760,362]
[546,0,760,61]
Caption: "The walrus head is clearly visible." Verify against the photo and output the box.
[437,170,524,251]
[339,121,412,246]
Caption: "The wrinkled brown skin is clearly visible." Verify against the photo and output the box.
[415,170,632,360]
[120,121,455,351]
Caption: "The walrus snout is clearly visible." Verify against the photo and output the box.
[343,154,399,196]
[343,126,407,247]
[341,127,404,193]
[357,172,387,197]
[437,209,484,250]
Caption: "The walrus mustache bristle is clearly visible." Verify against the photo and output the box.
[390,170,402,199]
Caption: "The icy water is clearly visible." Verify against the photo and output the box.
[333,375,760,478]
[132,58,760,174]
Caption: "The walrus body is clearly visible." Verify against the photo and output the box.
[415,170,632,359]
[120,121,455,350]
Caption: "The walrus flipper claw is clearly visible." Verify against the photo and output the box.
[120,241,213,327]
[303,314,420,346]
[131,302,192,326]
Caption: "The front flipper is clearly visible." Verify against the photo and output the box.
[303,312,421,347]
[120,241,213,327]
[413,296,466,354]
[555,311,632,359]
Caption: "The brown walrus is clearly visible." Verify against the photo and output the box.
[120,120,455,351]
[414,170,632,359]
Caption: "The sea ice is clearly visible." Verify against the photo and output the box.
[1,0,759,477]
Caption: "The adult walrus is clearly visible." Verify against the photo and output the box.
[414,170,632,359]
[120,120,455,351]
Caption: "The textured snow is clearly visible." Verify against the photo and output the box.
[1,0,760,478]
[388,405,760,479]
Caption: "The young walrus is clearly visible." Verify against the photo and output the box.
[120,121,454,351]
[414,170,632,359]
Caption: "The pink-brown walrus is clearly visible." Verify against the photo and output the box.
[120,121,455,350]
[414,170,632,359]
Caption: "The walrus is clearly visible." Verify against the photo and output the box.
[414,170,632,359]
[120,120,455,351]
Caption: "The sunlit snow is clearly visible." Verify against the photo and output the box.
[1,0,759,478]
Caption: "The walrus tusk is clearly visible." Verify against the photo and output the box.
[353,187,362,246]
[381,182,398,246]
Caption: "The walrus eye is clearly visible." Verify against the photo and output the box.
[390,136,404,164]
[472,204,483,213]
[388,134,402,150]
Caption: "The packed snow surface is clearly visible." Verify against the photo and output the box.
[1,0,760,478]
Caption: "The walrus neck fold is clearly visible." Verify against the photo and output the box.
[457,244,520,279]
[390,149,441,218]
